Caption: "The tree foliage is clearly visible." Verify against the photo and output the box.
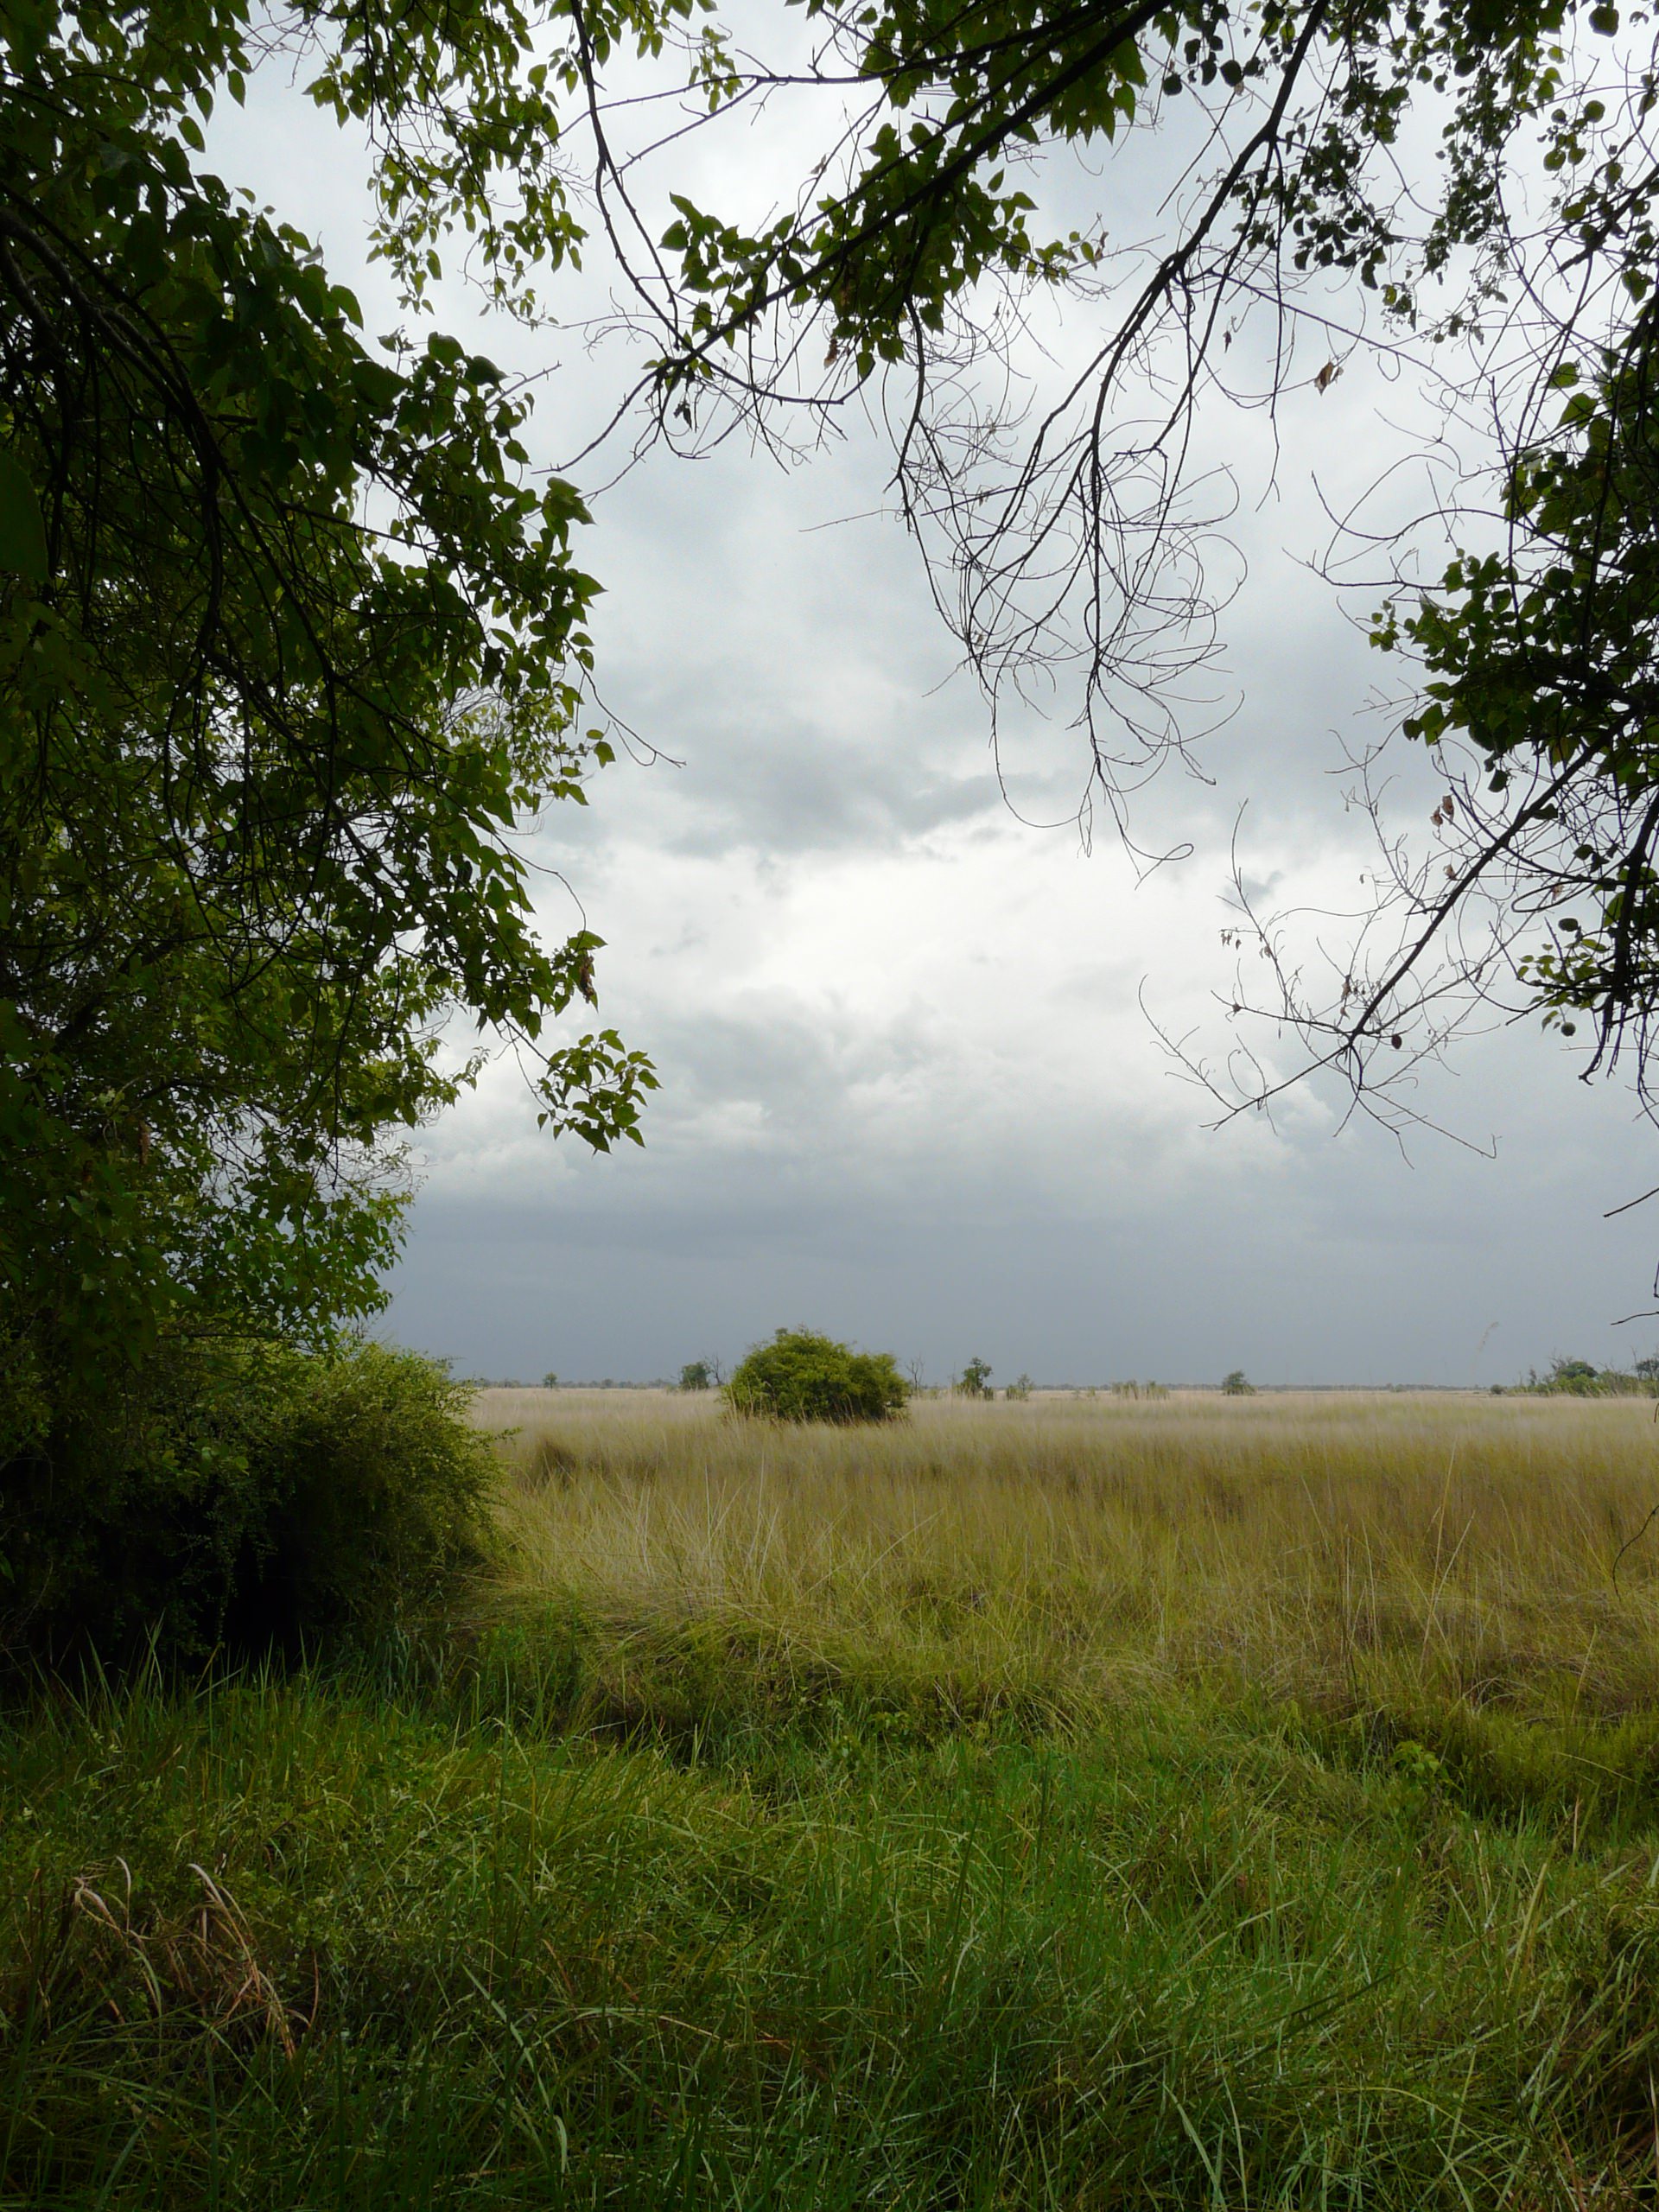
[1391,308,1659,1084]
[0,0,669,1442]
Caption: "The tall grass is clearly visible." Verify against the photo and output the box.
[9,1389,1659,2206]
[483,1388,1659,1733]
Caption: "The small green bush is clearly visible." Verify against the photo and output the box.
[0,1338,497,1663]
[725,1329,909,1426]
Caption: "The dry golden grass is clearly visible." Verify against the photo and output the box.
[474,1387,1659,1726]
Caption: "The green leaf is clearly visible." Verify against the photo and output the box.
[0,451,47,581]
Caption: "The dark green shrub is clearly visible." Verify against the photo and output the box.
[0,1338,497,1663]
[725,1329,908,1425]
[243,1341,498,1650]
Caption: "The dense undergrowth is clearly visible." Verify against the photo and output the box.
[1,1340,496,1662]
[10,1389,1659,2207]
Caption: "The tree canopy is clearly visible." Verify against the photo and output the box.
[0,0,664,1440]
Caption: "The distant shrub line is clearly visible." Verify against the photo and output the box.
[1504,1357,1659,1398]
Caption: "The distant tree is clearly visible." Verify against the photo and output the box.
[1005,1374,1034,1402]
[1540,1357,1605,1396]
[726,1330,909,1426]
[1221,1371,1255,1397]
[678,1360,715,1393]
[956,1358,995,1402]
[542,1373,560,1391]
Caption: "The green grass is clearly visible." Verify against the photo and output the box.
[10,1392,1659,2207]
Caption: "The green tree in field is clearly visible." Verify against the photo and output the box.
[678,1359,718,1392]
[727,1329,909,1424]
[956,1357,995,1401]
[1221,1370,1255,1396]
[0,0,671,1458]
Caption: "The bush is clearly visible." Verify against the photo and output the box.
[725,1329,909,1426]
[1531,1356,1621,1396]
[0,1338,497,1664]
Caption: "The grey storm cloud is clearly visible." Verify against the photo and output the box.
[203,64,1659,1389]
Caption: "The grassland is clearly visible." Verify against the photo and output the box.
[10,1389,1659,2207]
[484,1386,1659,1735]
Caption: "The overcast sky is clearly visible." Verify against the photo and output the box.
[216,53,1659,1388]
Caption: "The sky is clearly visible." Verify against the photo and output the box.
[212,44,1659,1389]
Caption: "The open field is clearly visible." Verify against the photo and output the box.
[10,1390,1659,2207]
[482,1386,1659,1732]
